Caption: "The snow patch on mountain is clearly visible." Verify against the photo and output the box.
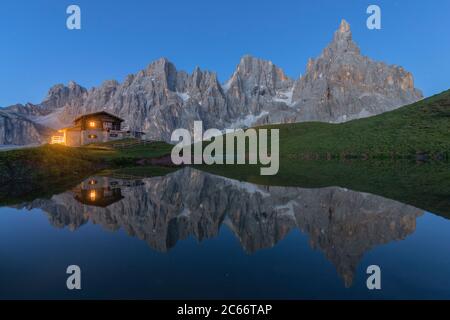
[176,92,190,102]
[229,111,269,129]
[273,87,295,106]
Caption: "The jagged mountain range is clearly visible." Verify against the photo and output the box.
[0,20,422,145]
[15,168,423,287]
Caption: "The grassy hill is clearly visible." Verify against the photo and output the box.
[200,159,450,220]
[0,139,173,182]
[1,90,449,209]
[260,89,450,159]
[0,139,173,203]
[198,90,450,218]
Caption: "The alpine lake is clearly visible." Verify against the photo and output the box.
[0,159,449,299]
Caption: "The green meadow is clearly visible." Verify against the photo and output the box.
[0,89,449,213]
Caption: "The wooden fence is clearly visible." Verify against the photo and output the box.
[111,140,154,149]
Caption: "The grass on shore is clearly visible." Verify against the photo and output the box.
[259,89,450,159]
[0,139,174,204]
[99,165,178,178]
[1,89,450,210]
[0,139,173,183]
[2,88,449,183]
[81,140,173,165]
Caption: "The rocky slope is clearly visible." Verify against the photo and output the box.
[16,168,423,287]
[0,109,52,145]
[289,20,423,123]
[1,19,422,144]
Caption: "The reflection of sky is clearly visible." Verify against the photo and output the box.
[1,206,449,299]
[357,212,450,299]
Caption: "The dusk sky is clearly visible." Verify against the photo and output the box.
[1,0,449,107]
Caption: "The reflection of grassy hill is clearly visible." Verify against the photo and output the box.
[0,140,173,203]
[2,90,450,211]
[199,90,450,218]
[99,165,179,179]
[261,89,450,158]
[0,165,180,206]
[199,160,450,220]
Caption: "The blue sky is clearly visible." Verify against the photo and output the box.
[1,0,449,107]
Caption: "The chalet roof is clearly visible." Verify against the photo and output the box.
[73,111,124,123]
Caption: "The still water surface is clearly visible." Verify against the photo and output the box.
[0,167,449,299]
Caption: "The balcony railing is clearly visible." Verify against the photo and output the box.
[51,136,65,144]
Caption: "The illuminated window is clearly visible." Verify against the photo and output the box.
[88,134,97,139]
[89,190,96,201]
[89,121,96,128]
[88,179,97,185]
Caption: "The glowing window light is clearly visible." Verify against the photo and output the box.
[89,190,96,201]
[89,121,96,128]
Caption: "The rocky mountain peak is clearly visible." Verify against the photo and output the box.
[1,21,424,145]
[68,80,79,89]
[41,81,87,111]
[188,68,221,91]
[338,19,351,34]
[291,19,422,123]
[327,19,360,56]
[147,56,171,70]
[145,57,176,77]
[143,57,179,91]
[226,55,293,97]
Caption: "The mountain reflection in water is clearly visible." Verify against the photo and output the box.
[14,167,423,287]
